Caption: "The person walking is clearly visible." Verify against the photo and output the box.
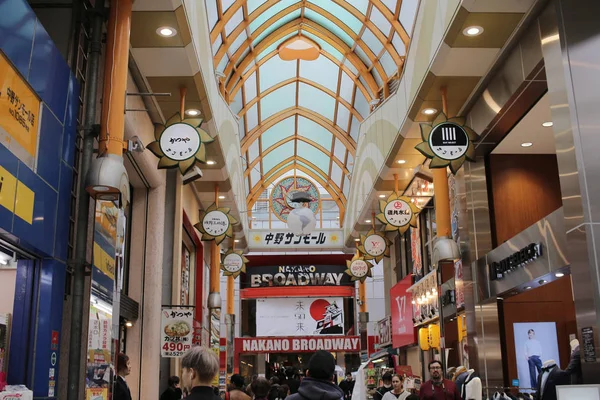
[286,351,345,400]
[419,361,461,400]
[283,367,300,394]
[339,372,355,400]
[374,372,394,400]
[381,375,411,400]
[251,377,271,400]
[161,376,183,400]
[114,353,132,400]
[180,346,221,400]
[226,375,251,400]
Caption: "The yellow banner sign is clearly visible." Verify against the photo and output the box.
[0,165,35,224]
[0,51,41,168]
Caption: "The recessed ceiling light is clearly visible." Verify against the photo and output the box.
[538,279,547,284]
[186,109,200,116]
[365,219,371,223]
[125,321,133,328]
[397,159,406,164]
[207,160,216,165]
[463,26,484,37]
[524,286,532,290]
[555,272,564,277]
[379,194,386,198]
[521,142,533,148]
[354,239,360,242]
[542,121,553,127]
[234,239,240,243]
[422,108,437,115]
[157,26,177,37]
[218,195,225,199]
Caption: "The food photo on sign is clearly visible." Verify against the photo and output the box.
[161,308,194,358]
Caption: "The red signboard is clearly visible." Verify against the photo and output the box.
[236,336,360,353]
[390,276,417,348]
[51,331,59,351]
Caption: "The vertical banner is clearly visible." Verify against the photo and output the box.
[161,308,194,357]
[410,221,422,279]
[454,260,464,309]
[390,276,417,348]
[210,308,221,387]
[0,313,9,374]
[181,246,190,305]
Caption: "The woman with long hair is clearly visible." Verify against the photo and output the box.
[381,375,411,400]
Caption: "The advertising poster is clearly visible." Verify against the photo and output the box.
[86,305,112,396]
[410,221,422,279]
[454,259,464,309]
[256,297,344,336]
[390,276,417,348]
[181,246,190,305]
[513,322,560,392]
[161,308,194,358]
[376,316,392,348]
[92,201,118,297]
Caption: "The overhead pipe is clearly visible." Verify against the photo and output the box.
[66,1,105,400]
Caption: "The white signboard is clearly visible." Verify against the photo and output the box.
[256,297,345,337]
[364,233,387,258]
[223,253,244,274]
[384,199,413,227]
[202,210,230,237]
[161,308,194,358]
[249,229,344,250]
[159,123,201,161]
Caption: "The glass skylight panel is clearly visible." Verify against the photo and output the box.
[221,0,236,13]
[333,138,346,163]
[399,0,419,34]
[260,83,296,120]
[306,1,362,35]
[248,139,260,161]
[391,32,406,56]
[344,0,368,15]
[245,176,250,195]
[261,117,295,150]
[247,0,267,16]
[263,140,294,172]
[338,72,354,103]
[298,83,336,122]
[372,67,384,87]
[207,0,219,32]
[212,34,222,57]
[346,153,354,172]
[246,103,259,131]
[250,167,261,188]
[296,141,330,174]
[249,0,300,33]
[303,10,354,48]
[297,116,333,149]
[343,175,350,198]
[353,88,370,118]
[330,162,343,187]
[259,57,297,92]
[349,116,360,142]
[243,59,256,75]
[238,115,246,140]
[252,9,301,47]
[379,51,398,77]
[217,54,229,75]
[300,57,338,93]
[257,33,295,61]
[354,45,371,68]
[297,161,325,181]
[301,32,343,61]
[369,6,392,36]
[244,72,257,102]
[231,90,243,115]
[381,0,398,13]
[361,28,384,56]
[229,30,247,56]
[342,59,359,76]
[336,103,351,131]
[225,7,244,37]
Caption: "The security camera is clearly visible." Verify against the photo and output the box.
[183,166,203,185]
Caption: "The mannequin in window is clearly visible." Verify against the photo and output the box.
[565,339,582,384]
[461,370,481,400]
[535,360,569,400]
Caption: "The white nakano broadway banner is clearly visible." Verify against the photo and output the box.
[256,297,345,337]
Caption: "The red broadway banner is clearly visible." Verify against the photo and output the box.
[390,275,417,348]
[236,336,360,353]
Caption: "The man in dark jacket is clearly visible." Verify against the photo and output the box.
[161,376,183,400]
[373,372,393,400]
[286,351,344,400]
[180,346,221,400]
[114,353,132,400]
[284,367,301,394]
[339,372,355,400]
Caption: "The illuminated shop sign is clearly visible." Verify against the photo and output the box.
[489,243,543,281]
[245,264,353,288]
[236,336,360,353]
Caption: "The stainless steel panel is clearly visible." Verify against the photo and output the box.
[520,20,544,79]
[474,301,504,398]
[476,208,568,301]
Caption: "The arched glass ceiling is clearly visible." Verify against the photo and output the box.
[207,0,417,210]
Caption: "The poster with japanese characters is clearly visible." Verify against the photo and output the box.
[256,297,345,337]
[161,308,194,357]
[249,229,344,250]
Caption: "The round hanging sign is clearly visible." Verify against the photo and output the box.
[221,249,248,278]
[195,203,238,245]
[364,234,387,258]
[376,193,420,235]
[429,122,469,161]
[346,255,372,282]
[159,123,201,161]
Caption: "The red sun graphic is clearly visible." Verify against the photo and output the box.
[309,299,331,321]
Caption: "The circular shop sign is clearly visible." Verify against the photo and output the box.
[223,253,244,274]
[429,122,469,161]
[384,199,413,228]
[159,123,201,161]
[202,210,230,237]
[350,259,370,278]
[364,234,387,258]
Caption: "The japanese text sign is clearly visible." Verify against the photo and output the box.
[249,229,343,250]
[161,308,194,358]
[390,276,417,348]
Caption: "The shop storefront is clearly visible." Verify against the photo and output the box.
[0,1,80,397]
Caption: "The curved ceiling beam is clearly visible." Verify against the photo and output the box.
[240,106,356,155]
[214,2,400,83]
[369,0,410,46]
[230,50,369,118]
[243,135,350,179]
[246,157,346,210]
[236,76,363,124]
[224,19,378,97]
